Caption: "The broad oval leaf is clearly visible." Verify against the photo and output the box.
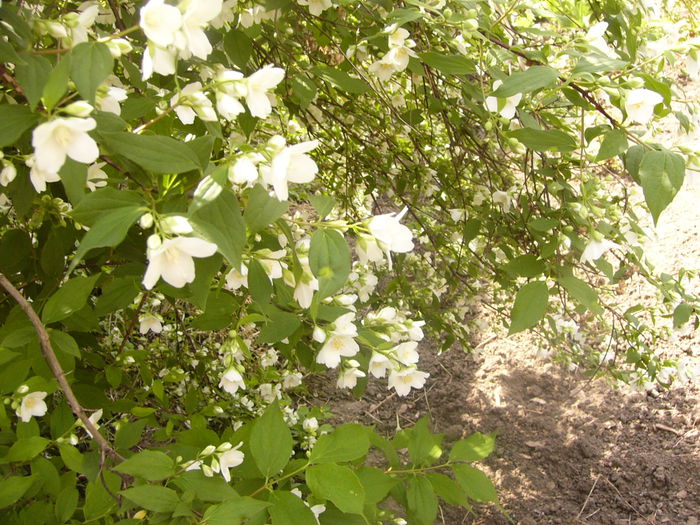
[114,450,175,481]
[638,149,685,225]
[250,401,293,477]
[70,42,114,103]
[0,105,39,147]
[100,131,201,174]
[309,423,370,464]
[509,128,577,152]
[491,66,559,97]
[42,274,101,325]
[508,280,549,334]
[306,463,365,515]
[120,485,180,513]
[309,229,351,299]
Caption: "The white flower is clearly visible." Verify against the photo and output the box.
[211,0,237,28]
[214,68,247,119]
[368,58,397,82]
[219,367,246,394]
[625,88,663,124]
[84,408,103,438]
[388,369,429,396]
[140,0,182,47]
[143,235,218,289]
[580,238,620,265]
[16,391,48,422]
[0,162,17,187]
[217,443,244,482]
[225,264,249,290]
[32,117,99,174]
[394,341,419,365]
[261,349,279,367]
[258,249,287,280]
[294,271,319,309]
[585,21,616,57]
[485,80,522,119]
[171,82,217,124]
[492,190,511,212]
[298,0,333,16]
[317,334,359,368]
[228,155,260,185]
[86,162,108,191]
[160,215,193,235]
[368,208,414,266]
[97,86,128,115]
[25,156,61,193]
[303,417,319,432]
[261,139,319,201]
[258,383,281,403]
[139,314,163,334]
[389,28,410,48]
[368,352,392,378]
[177,0,222,60]
[282,371,303,389]
[142,43,178,80]
[384,45,415,72]
[245,66,285,118]
[337,362,366,389]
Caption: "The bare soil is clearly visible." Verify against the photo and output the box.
[316,77,700,524]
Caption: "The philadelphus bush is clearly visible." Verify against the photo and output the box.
[0,0,698,523]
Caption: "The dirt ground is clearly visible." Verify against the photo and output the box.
[316,78,700,523]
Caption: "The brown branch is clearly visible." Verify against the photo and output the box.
[0,272,124,461]
[106,0,126,31]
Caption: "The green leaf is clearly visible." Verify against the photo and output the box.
[115,419,148,451]
[452,464,498,502]
[223,29,253,70]
[95,277,140,316]
[503,254,545,278]
[70,187,146,226]
[247,259,272,304]
[406,476,438,525]
[15,52,52,110]
[308,194,335,220]
[309,423,369,464]
[190,189,246,268]
[596,129,628,161]
[448,432,495,463]
[120,485,180,513]
[54,485,79,523]
[59,159,88,205]
[70,42,114,103]
[191,290,238,330]
[419,52,475,75]
[203,497,271,525]
[174,471,240,503]
[58,444,85,473]
[638,149,685,225]
[559,275,603,315]
[69,206,145,272]
[290,75,317,109]
[84,484,113,520]
[310,65,370,94]
[0,475,35,508]
[426,473,470,507]
[306,463,365,515]
[509,128,577,152]
[309,229,351,299]
[100,132,200,174]
[672,303,692,328]
[250,401,293,477]
[407,417,443,467]
[0,104,39,147]
[42,274,101,324]
[42,54,72,111]
[257,307,302,344]
[572,55,627,75]
[49,330,81,358]
[268,491,317,525]
[508,280,549,334]
[114,450,175,481]
[356,467,398,505]
[491,66,559,97]
[3,437,49,463]
[244,184,290,233]
[0,36,23,65]
[623,144,647,184]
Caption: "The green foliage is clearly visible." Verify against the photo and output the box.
[0,0,697,524]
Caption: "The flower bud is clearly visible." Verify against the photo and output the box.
[202,464,214,477]
[133,510,147,520]
[139,213,154,229]
[217,442,233,452]
[147,234,162,250]
[312,326,326,343]
[17,385,29,394]
[201,445,216,456]
[63,101,94,117]
[160,215,193,234]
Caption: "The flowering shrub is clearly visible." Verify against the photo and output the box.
[0,0,698,523]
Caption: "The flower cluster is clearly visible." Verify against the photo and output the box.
[369,28,417,82]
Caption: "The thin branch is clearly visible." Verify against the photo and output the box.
[0,272,124,461]
[106,0,126,31]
